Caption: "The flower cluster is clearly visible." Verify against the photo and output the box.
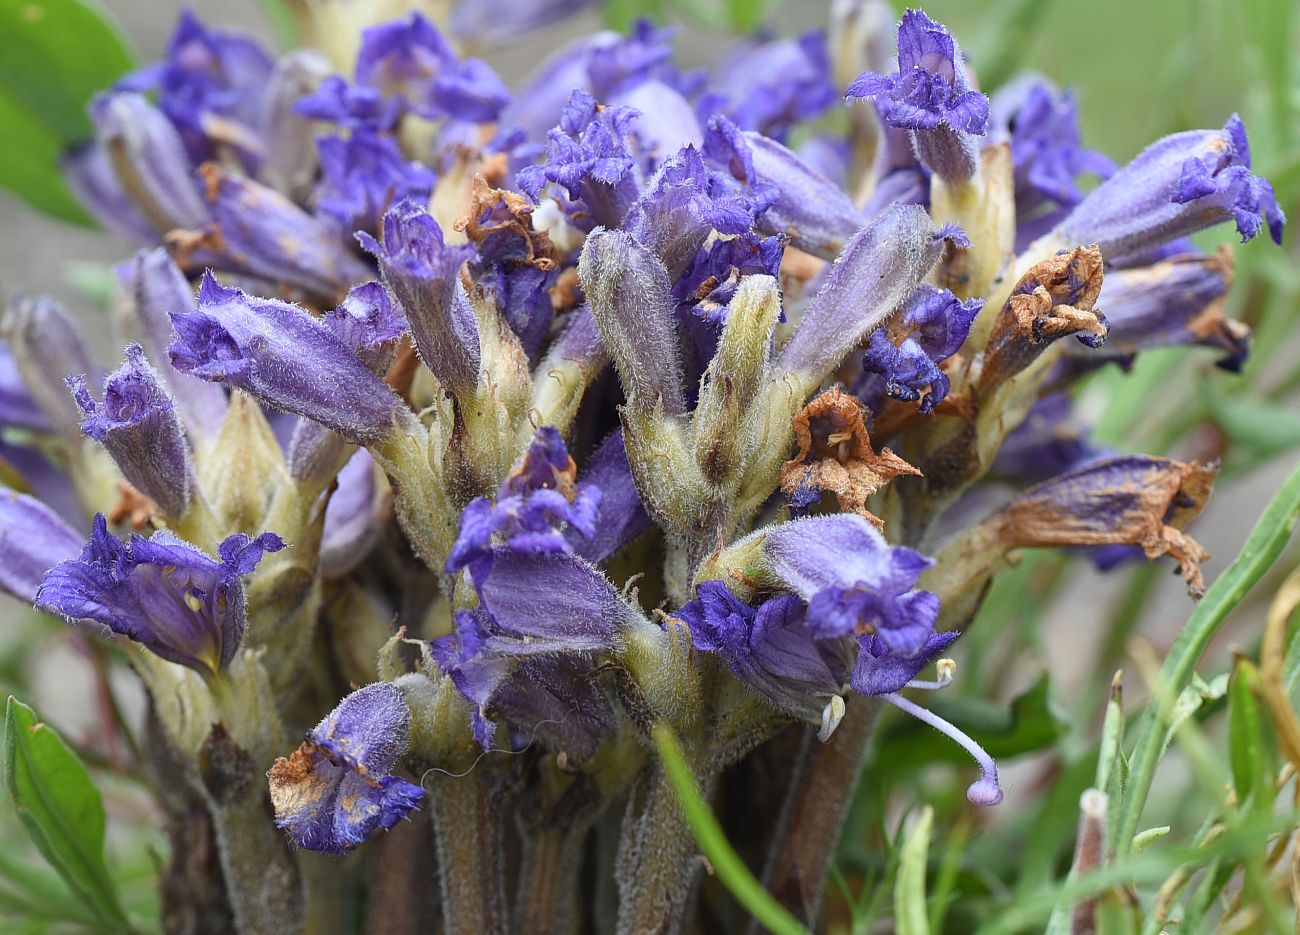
[1,3,1282,932]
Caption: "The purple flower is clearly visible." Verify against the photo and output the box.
[116,10,273,165]
[1054,115,1285,262]
[761,514,940,654]
[269,682,423,854]
[1,295,97,432]
[699,32,836,142]
[858,286,983,415]
[320,449,379,577]
[294,75,398,131]
[705,117,861,259]
[0,341,52,433]
[446,427,601,585]
[322,281,408,375]
[118,249,228,439]
[89,93,208,235]
[517,91,643,229]
[258,50,332,203]
[678,583,848,723]
[991,393,1109,484]
[450,0,598,47]
[35,514,283,674]
[358,201,480,395]
[845,10,989,183]
[850,630,959,697]
[174,165,372,300]
[61,144,154,246]
[779,204,954,384]
[673,232,785,328]
[168,273,409,445]
[69,345,195,519]
[1071,247,1249,371]
[578,228,686,416]
[0,490,84,602]
[435,550,636,749]
[354,13,510,123]
[623,145,757,279]
[990,78,1115,249]
[315,130,436,236]
[571,431,651,564]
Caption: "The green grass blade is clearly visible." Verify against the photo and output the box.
[1113,464,1300,857]
[652,723,809,935]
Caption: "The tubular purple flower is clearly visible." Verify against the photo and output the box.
[1053,115,1285,261]
[118,248,229,439]
[35,514,284,674]
[0,295,97,431]
[517,91,643,229]
[845,9,989,183]
[570,431,651,564]
[779,203,952,385]
[90,92,208,235]
[358,200,481,395]
[0,341,52,433]
[850,630,958,697]
[323,281,409,375]
[257,50,331,202]
[0,490,84,602]
[69,344,195,518]
[269,682,423,854]
[705,117,862,259]
[857,285,984,415]
[315,130,436,236]
[295,75,397,131]
[116,9,273,165]
[623,145,757,279]
[578,227,686,416]
[61,144,154,246]
[173,165,373,300]
[699,32,836,142]
[320,449,380,577]
[451,0,597,48]
[354,12,510,123]
[1066,247,1248,371]
[761,514,939,654]
[447,427,601,585]
[167,273,409,444]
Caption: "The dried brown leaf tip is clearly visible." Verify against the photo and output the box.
[455,175,556,271]
[779,386,920,526]
[993,455,1218,596]
[980,245,1107,392]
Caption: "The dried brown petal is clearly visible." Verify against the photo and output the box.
[779,386,920,526]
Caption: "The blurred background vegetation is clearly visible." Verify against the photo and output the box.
[0,0,1297,931]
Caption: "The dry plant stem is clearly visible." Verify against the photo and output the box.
[615,763,716,935]
[517,823,587,935]
[204,790,306,935]
[756,695,882,929]
[430,772,509,935]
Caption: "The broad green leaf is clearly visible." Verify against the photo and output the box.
[0,0,136,145]
[3,696,130,932]
[874,675,1065,772]
[652,723,809,935]
[0,89,94,226]
[894,807,932,935]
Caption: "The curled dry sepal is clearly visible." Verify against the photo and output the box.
[0,2,1283,930]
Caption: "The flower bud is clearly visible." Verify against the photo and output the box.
[0,295,97,432]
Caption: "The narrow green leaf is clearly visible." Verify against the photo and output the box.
[1113,464,1300,858]
[970,0,1056,91]
[1227,658,1277,810]
[1202,383,1300,457]
[651,723,809,935]
[894,807,932,935]
[3,696,130,932]
[0,0,136,145]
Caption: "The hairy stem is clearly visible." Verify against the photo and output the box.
[517,823,587,935]
[755,696,882,929]
[430,773,509,935]
[615,763,714,935]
